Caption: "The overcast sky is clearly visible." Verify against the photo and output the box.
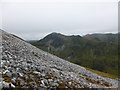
[0,0,119,40]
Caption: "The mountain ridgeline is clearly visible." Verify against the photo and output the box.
[84,33,119,43]
[29,32,119,76]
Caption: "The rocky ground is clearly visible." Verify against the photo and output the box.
[0,30,119,89]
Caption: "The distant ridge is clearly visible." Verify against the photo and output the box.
[29,32,119,76]
[84,33,118,43]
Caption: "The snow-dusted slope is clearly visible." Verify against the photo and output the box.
[0,30,118,88]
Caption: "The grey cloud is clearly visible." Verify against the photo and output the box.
[2,2,118,40]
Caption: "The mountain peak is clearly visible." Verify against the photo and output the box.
[48,32,65,37]
[50,32,60,35]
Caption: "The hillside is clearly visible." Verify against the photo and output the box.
[29,32,119,76]
[84,33,119,43]
[1,30,119,88]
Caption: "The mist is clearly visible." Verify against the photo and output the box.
[1,1,118,40]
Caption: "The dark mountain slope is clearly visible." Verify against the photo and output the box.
[29,33,119,76]
[84,33,119,43]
